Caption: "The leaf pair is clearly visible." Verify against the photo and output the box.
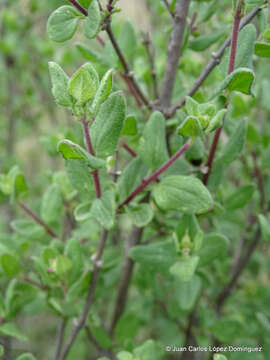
[47,1,100,43]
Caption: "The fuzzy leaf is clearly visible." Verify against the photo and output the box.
[48,62,73,107]
[91,191,116,229]
[83,0,101,39]
[125,203,154,227]
[254,42,270,58]
[189,29,225,51]
[215,68,255,96]
[224,184,255,210]
[74,201,92,221]
[198,233,229,267]
[177,275,201,310]
[58,140,106,170]
[41,184,63,225]
[91,92,126,158]
[206,109,227,133]
[47,6,82,42]
[153,175,213,214]
[138,111,169,171]
[91,69,113,115]
[169,256,199,282]
[68,63,99,104]
[178,116,203,138]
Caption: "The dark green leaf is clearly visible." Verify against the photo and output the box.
[254,42,270,58]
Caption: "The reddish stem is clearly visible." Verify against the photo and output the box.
[203,0,243,185]
[82,119,101,198]
[119,140,191,208]
[68,0,88,16]
[19,202,57,238]
[121,141,137,158]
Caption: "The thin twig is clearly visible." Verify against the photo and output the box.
[162,0,174,19]
[54,319,67,360]
[18,202,57,238]
[168,4,262,117]
[143,32,159,99]
[59,229,108,360]
[119,140,191,208]
[82,118,101,198]
[159,0,191,108]
[203,0,244,185]
[109,227,143,335]
[121,141,137,158]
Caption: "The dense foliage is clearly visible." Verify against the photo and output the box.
[0,0,270,359]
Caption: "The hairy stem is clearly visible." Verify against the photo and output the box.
[159,0,191,108]
[168,4,262,117]
[82,118,101,198]
[18,202,57,238]
[119,140,191,208]
[59,229,108,360]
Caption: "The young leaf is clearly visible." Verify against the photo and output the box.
[198,233,229,267]
[0,323,27,342]
[254,42,270,58]
[91,190,116,229]
[91,92,126,158]
[41,184,63,225]
[11,171,28,203]
[58,139,106,170]
[83,0,101,39]
[48,62,73,107]
[153,175,213,214]
[125,203,154,227]
[215,68,255,97]
[47,6,82,42]
[185,96,199,116]
[55,255,72,275]
[138,111,169,171]
[68,63,99,104]
[91,69,114,115]
[205,109,227,133]
[169,256,199,282]
[177,116,203,138]
[224,184,255,210]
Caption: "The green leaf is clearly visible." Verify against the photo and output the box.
[177,275,201,311]
[185,96,199,116]
[215,67,255,97]
[177,116,203,138]
[91,92,126,157]
[118,21,137,60]
[217,119,247,165]
[129,240,177,273]
[47,6,82,42]
[74,201,92,221]
[134,340,161,360]
[91,190,116,229]
[189,29,226,51]
[65,159,95,198]
[153,175,213,214]
[118,158,148,202]
[91,69,114,115]
[0,323,27,342]
[121,116,137,136]
[65,238,83,283]
[138,111,169,170]
[219,24,257,75]
[83,0,101,39]
[0,345,3,357]
[170,256,199,282]
[41,184,63,225]
[258,214,270,241]
[224,184,255,210]
[125,203,154,227]
[55,255,72,275]
[116,352,134,360]
[58,139,106,170]
[68,63,99,104]
[198,233,229,267]
[254,42,270,57]
[16,354,36,360]
[91,327,112,350]
[205,109,227,133]
[256,313,270,333]
[0,254,21,277]
[48,62,73,107]
[11,219,45,239]
[263,25,270,41]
